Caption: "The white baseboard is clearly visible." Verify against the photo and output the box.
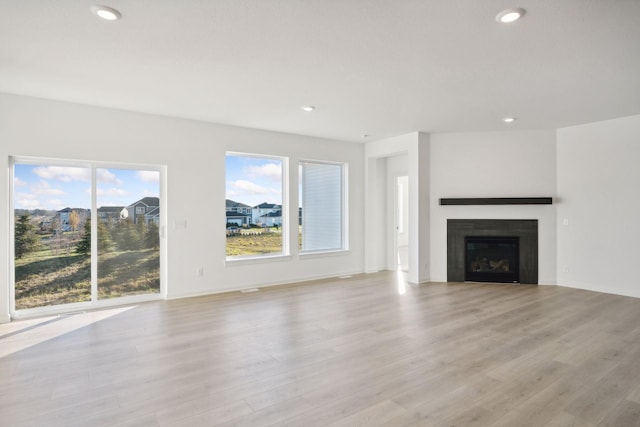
[557,282,640,299]
[167,269,366,300]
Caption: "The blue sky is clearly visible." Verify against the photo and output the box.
[14,164,159,211]
[226,155,282,207]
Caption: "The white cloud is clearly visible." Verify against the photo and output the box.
[32,180,65,196]
[95,186,132,208]
[15,199,41,209]
[97,169,123,185]
[33,166,90,182]
[228,180,281,206]
[137,170,160,184]
[15,191,36,201]
[14,177,27,187]
[231,180,272,195]
[97,187,129,197]
[13,184,37,209]
[143,189,159,197]
[245,163,282,181]
[47,199,66,210]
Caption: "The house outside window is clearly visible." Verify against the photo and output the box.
[225,153,287,259]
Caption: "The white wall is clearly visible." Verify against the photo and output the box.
[0,93,365,322]
[429,130,558,284]
[364,157,388,272]
[557,115,640,297]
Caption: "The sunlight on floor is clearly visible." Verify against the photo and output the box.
[397,245,409,272]
[396,269,407,295]
[0,306,136,358]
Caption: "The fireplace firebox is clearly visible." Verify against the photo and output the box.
[447,219,537,284]
[465,236,519,283]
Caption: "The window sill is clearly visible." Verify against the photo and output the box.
[226,254,293,266]
[299,249,350,259]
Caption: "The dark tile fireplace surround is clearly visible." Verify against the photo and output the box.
[447,219,539,284]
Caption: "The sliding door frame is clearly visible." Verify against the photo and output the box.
[9,156,167,320]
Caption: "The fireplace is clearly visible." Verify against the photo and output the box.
[447,219,538,284]
[465,236,519,283]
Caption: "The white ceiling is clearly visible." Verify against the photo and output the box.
[1,0,639,142]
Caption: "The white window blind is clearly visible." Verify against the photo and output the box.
[300,161,344,251]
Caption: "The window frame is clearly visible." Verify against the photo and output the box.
[225,151,289,263]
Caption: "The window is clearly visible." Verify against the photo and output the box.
[225,153,286,258]
[136,206,145,214]
[299,161,346,252]
[11,158,163,314]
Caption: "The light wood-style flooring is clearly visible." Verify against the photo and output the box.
[2,272,640,426]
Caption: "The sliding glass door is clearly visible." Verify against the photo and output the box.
[96,168,161,299]
[12,159,163,315]
[13,164,92,310]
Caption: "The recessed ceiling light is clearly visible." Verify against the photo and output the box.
[503,117,516,123]
[91,5,122,21]
[496,8,525,23]
[301,106,315,112]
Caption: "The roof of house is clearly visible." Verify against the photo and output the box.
[226,199,251,209]
[57,207,89,213]
[97,206,125,213]
[130,197,159,208]
[254,203,280,209]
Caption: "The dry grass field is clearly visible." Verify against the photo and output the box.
[225,231,283,257]
[15,247,160,309]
